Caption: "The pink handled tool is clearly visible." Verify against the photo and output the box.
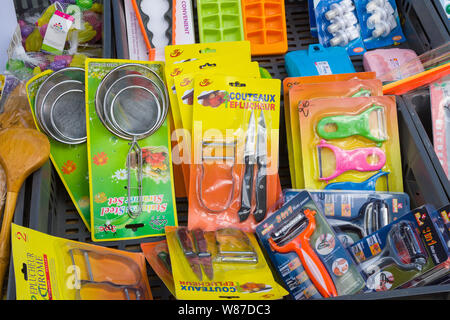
[317,139,386,182]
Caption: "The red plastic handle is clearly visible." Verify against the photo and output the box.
[269,209,338,298]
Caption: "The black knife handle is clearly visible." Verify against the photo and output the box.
[238,156,254,222]
[254,157,267,222]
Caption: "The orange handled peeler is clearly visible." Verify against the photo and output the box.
[268,208,338,298]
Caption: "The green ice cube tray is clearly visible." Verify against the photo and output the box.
[197,0,245,43]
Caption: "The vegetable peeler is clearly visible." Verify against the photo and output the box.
[326,198,390,241]
[238,110,268,223]
[358,221,428,275]
[177,227,214,280]
[324,170,390,191]
[316,105,388,145]
[68,248,146,300]
[268,208,338,298]
[317,139,386,182]
[196,139,237,213]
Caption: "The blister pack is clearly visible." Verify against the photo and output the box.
[288,78,383,188]
[298,96,403,192]
[12,224,153,300]
[256,190,366,299]
[313,0,366,55]
[85,59,177,241]
[165,226,288,300]
[282,72,377,188]
[354,0,406,50]
[25,68,91,230]
[283,189,411,248]
[188,75,282,232]
[349,205,450,292]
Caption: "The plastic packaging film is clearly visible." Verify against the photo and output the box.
[298,96,403,192]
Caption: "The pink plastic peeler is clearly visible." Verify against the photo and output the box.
[317,139,386,182]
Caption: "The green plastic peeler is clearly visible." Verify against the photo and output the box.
[316,105,388,144]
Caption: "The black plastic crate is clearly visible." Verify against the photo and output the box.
[398,0,450,55]
[5,0,450,300]
[401,88,450,206]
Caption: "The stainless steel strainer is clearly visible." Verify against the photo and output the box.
[95,63,169,218]
[35,67,86,145]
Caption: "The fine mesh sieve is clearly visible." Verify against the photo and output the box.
[50,88,87,142]
[102,74,165,140]
[35,67,86,145]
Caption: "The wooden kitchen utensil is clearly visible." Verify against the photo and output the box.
[0,128,50,290]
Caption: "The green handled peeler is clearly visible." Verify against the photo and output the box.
[316,105,388,145]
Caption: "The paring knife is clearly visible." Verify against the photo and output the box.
[192,229,214,280]
[237,110,268,223]
[176,228,202,280]
[254,111,267,222]
[238,110,256,222]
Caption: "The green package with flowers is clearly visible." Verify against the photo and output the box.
[26,69,91,230]
[85,58,178,241]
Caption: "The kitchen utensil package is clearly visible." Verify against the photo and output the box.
[287,77,383,189]
[313,0,366,56]
[85,58,177,241]
[173,61,260,136]
[255,190,366,300]
[353,0,406,50]
[164,42,253,193]
[282,72,376,188]
[188,74,282,233]
[11,223,152,300]
[399,204,450,288]
[283,189,411,247]
[164,225,288,300]
[140,240,175,296]
[25,68,91,230]
[349,205,450,292]
[171,60,261,194]
[298,95,403,192]
[164,41,251,65]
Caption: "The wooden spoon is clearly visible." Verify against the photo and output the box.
[0,128,50,290]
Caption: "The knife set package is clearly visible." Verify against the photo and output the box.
[283,189,411,248]
[256,190,367,299]
[25,68,91,230]
[85,58,178,242]
[188,74,282,233]
[282,72,377,188]
[164,41,253,193]
[353,0,405,50]
[313,0,366,56]
[167,57,260,192]
[140,240,175,296]
[287,77,383,188]
[348,205,450,292]
[11,224,153,300]
[164,226,289,300]
[430,75,450,179]
[298,96,403,192]
[130,0,195,60]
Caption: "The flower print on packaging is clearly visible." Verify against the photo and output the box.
[85,58,178,242]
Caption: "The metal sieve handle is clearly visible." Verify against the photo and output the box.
[126,137,144,218]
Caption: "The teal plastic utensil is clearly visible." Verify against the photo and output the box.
[197,0,245,43]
